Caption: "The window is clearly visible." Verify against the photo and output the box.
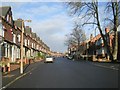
[32,43,33,48]
[5,43,8,57]
[34,43,35,48]
[13,34,16,43]
[17,48,20,58]
[0,24,2,36]
[102,48,105,54]
[17,35,21,42]
[7,14,9,22]
[0,24,4,37]
[9,17,12,24]
[25,39,27,46]
[37,45,39,49]
[101,38,103,43]
[28,40,30,46]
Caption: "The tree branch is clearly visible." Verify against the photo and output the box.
[104,18,114,24]
[82,22,98,26]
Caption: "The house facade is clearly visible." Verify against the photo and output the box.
[0,6,51,63]
[68,26,120,61]
[0,6,14,61]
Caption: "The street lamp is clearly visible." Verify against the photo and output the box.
[20,19,31,74]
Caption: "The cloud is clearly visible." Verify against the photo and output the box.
[1,2,73,53]
[25,4,63,16]
[43,33,67,52]
[32,14,70,33]
[30,13,72,52]
[1,0,114,2]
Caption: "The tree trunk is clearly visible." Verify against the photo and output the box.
[95,3,114,61]
[112,2,119,61]
[112,31,118,61]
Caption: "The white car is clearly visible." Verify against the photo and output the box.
[44,56,54,63]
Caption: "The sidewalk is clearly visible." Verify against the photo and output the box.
[2,60,43,88]
[87,60,120,71]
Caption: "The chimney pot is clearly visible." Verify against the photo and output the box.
[105,27,110,33]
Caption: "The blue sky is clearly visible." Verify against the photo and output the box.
[1,1,112,53]
[1,2,74,53]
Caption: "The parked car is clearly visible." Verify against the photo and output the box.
[44,56,54,63]
[67,56,73,60]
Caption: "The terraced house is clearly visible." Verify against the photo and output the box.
[68,27,120,62]
[0,6,14,62]
[0,6,51,65]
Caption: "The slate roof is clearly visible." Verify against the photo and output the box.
[14,20,22,29]
[36,36,40,41]
[32,32,37,38]
[0,6,11,17]
[25,26,32,34]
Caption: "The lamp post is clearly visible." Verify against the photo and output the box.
[0,38,2,61]
[20,19,31,74]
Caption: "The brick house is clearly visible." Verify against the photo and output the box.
[14,18,26,58]
[0,6,15,62]
[0,6,51,63]
[86,34,101,56]
[31,32,37,57]
[24,26,32,58]
[85,27,119,61]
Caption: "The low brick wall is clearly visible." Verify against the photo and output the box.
[2,59,43,73]
[10,64,20,71]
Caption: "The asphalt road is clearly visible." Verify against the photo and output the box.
[7,57,119,88]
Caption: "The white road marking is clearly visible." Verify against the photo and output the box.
[1,67,37,90]
[93,64,119,71]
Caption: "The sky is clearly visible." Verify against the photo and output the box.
[1,2,75,53]
[1,1,114,53]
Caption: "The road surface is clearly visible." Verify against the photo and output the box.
[7,57,119,88]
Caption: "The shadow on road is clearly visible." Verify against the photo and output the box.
[23,64,30,72]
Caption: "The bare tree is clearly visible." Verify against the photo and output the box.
[64,34,76,47]
[66,0,119,61]
[105,1,119,61]
[65,23,86,59]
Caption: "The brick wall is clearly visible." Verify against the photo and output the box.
[3,21,13,42]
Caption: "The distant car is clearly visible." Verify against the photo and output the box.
[44,56,54,63]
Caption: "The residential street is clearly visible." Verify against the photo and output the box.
[4,57,119,88]
[0,2,120,90]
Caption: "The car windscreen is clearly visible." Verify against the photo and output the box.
[46,56,51,58]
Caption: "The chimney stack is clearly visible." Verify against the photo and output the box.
[90,34,93,40]
[105,27,110,34]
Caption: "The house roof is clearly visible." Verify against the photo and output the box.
[32,32,37,38]
[14,19,25,30]
[91,34,101,43]
[25,26,32,34]
[14,20,22,29]
[0,6,11,17]
[36,36,40,41]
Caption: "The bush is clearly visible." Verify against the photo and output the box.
[37,52,45,59]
